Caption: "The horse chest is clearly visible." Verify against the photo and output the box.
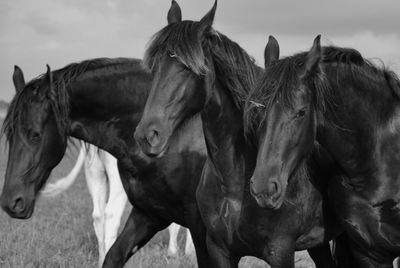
[119,163,185,220]
[197,164,243,243]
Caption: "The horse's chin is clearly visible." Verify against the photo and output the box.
[253,195,284,210]
[152,146,169,158]
[144,142,169,159]
[7,202,35,220]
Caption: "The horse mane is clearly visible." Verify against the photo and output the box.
[143,20,263,110]
[244,45,400,134]
[2,58,139,142]
[52,57,139,84]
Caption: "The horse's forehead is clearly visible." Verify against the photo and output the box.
[31,99,49,109]
[295,85,311,98]
[20,86,48,103]
[21,99,50,121]
[26,78,45,89]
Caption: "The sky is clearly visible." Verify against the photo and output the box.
[0,0,399,101]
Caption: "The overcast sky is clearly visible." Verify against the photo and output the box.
[1,0,399,101]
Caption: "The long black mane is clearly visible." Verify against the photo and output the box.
[2,58,139,142]
[244,46,400,134]
[143,20,263,110]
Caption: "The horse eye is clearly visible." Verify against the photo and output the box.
[30,131,42,142]
[32,86,39,95]
[295,109,306,118]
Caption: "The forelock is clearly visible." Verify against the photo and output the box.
[143,21,209,75]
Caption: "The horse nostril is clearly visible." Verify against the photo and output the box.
[146,129,160,147]
[249,180,257,196]
[266,181,279,197]
[12,197,25,213]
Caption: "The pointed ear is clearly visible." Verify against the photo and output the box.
[13,65,25,92]
[46,64,53,90]
[198,0,217,34]
[302,35,322,78]
[264,36,279,68]
[167,0,182,25]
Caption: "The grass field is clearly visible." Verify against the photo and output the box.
[0,120,315,268]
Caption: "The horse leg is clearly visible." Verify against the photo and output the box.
[184,212,211,268]
[352,254,394,268]
[332,232,355,268]
[308,243,337,268]
[350,240,394,268]
[329,177,397,268]
[167,223,180,255]
[84,146,108,267]
[206,234,239,268]
[102,207,168,268]
[394,257,400,268]
[102,151,128,256]
[184,228,195,255]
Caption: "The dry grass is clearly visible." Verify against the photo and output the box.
[0,119,315,267]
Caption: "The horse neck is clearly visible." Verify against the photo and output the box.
[67,68,152,166]
[317,65,400,178]
[200,75,254,197]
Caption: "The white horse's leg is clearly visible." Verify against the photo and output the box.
[167,223,181,255]
[40,142,86,197]
[184,228,195,255]
[84,145,108,267]
[101,151,128,256]
[394,257,399,268]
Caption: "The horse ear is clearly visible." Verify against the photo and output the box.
[167,0,182,25]
[302,35,322,78]
[198,0,217,34]
[13,65,25,92]
[46,64,53,90]
[264,36,279,68]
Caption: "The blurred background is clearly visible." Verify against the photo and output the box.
[1,0,399,101]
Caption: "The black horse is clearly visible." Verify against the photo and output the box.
[0,59,210,267]
[245,35,400,267]
[135,1,341,267]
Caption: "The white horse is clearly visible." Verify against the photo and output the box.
[40,141,194,266]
